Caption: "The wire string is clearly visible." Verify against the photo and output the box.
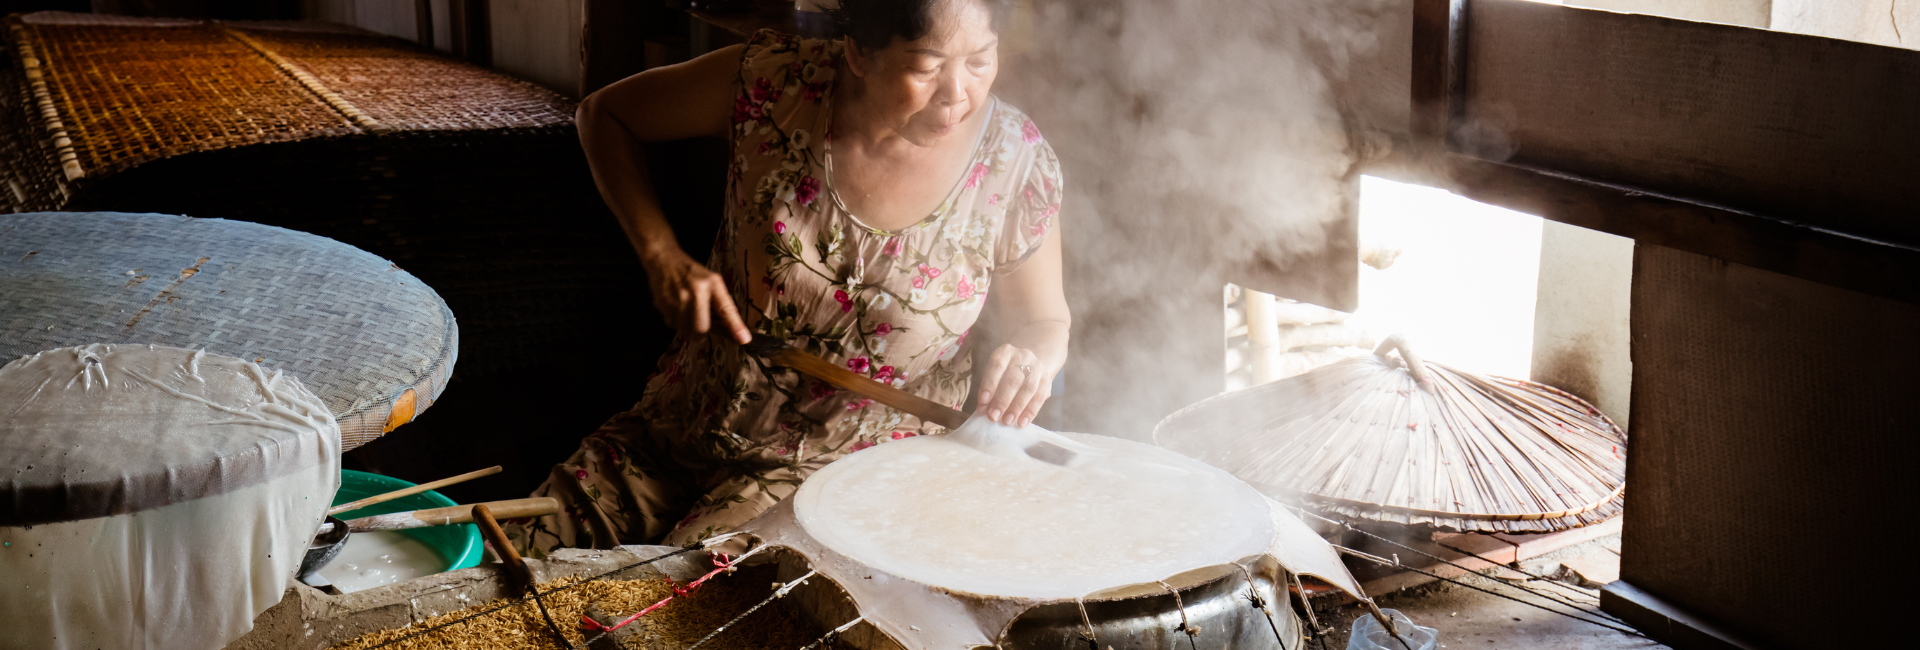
[684,569,818,650]
[1293,506,1624,622]
[360,541,716,650]
[1288,507,1648,639]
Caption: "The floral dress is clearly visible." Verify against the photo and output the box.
[509,30,1063,556]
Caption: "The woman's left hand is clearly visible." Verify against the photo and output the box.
[975,322,1069,427]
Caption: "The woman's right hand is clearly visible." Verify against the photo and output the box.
[642,247,753,345]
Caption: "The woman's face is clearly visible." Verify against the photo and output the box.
[846,0,999,147]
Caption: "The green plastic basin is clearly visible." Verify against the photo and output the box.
[330,470,483,573]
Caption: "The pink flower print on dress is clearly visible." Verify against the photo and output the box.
[795,176,821,206]
[911,275,926,289]
[964,162,990,189]
[882,236,904,258]
[1022,120,1042,144]
[850,440,876,452]
[873,365,895,382]
[607,446,621,464]
[574,468,589,480]
[916,263,942,279]
[875,322,893,336]
[774,221,788,234]
[846,399,873,411]
[890,431,917,440]
[834,289,853,312]
[847,356,870,373]
[810,380,836,401]
[1031,204,1058,236]
[988,193,1000,206]
[956,275,975,300]
[732,95,761,124]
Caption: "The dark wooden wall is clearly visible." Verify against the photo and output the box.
[1396,2,1920,648]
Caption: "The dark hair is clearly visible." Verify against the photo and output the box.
[828,0,1017,53]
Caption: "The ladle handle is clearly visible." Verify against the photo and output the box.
[343,497,559,532]
[748,335,970,430]
[473,504,534,597]
[1371,334,1434,388]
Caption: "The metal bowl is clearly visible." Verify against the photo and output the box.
[297,515,350,579]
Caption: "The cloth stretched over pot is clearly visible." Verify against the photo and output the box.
[737,416,1366,649]
[1154,336,1626,534]
[0,344,340,650]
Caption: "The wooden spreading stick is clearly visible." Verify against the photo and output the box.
[747,335,969,430]
[327,465,503,516]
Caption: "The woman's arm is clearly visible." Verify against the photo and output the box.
[975,229,1071,427]
[578,43,753,344]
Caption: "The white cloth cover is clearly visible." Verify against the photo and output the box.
[0,345,340,650]
[740,415,1365,649]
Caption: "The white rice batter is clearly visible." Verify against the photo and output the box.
[317,531,444,592]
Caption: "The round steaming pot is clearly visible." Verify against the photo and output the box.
[779,555,1303,650]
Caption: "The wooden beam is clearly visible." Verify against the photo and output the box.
[1364,150,1920,305]
[1463,0,1920,249]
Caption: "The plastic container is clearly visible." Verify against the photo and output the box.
[1347,608,1438,650]
[329,470,483,572]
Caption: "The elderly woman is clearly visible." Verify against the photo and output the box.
[509,0,1068,555]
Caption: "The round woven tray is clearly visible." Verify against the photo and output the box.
[0,211,456,450]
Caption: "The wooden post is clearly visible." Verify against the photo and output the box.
[1410,0,1467,149]
[449,0,491,65]
[1243,289,1281,384]
[414,0,434,47]
[581,0,653,96]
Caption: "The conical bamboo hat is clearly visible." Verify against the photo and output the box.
[1154,336,1626,534]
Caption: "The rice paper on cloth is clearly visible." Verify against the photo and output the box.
[0,344,340,650]
[738,416,1365,649]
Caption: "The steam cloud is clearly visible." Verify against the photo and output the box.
[997,0,1402,439]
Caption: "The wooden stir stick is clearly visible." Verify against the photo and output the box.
[327,465,503,516]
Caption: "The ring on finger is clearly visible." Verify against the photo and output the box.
[1020,364,1033,375]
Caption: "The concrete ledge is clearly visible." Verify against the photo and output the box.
[1599,581,1769,650]
[224,545,706,650]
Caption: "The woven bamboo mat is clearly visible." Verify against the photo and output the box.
[0,11,654,381]
[0,211,457,450]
